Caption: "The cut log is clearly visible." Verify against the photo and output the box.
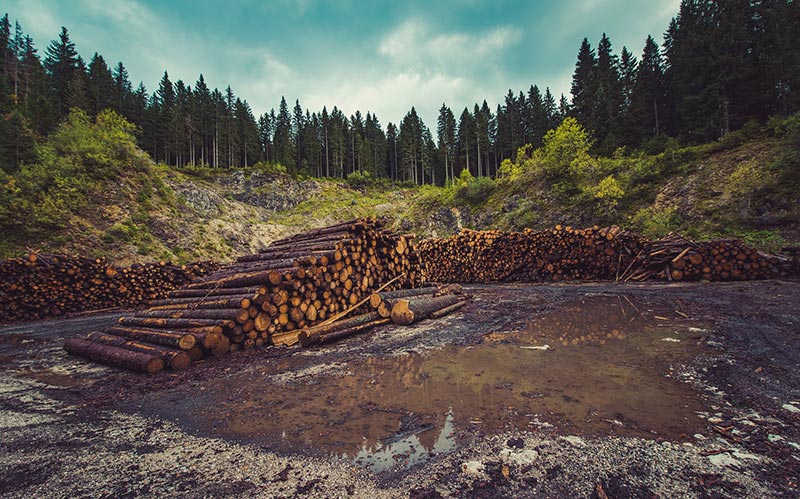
[391,295,464,325]
[85,332,191,370]
[64,338,164,374]
[106,326,197,350]
[313,318,391,346]
[118,316,235,330]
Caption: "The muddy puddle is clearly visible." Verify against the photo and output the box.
[133,295,712,473]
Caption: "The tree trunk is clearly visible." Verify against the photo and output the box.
[64,338,164,374]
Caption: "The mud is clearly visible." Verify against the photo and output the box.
[1,281,799,498]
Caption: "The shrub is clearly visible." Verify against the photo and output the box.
[628,205,681,238]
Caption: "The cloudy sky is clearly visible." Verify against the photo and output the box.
[9,0,680,126]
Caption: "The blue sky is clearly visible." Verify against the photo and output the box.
[8,0,680,126]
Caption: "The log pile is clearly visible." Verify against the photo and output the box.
[65,218,462,373]
[620,233,793,282]
[417,225,643,283]
[418,226,795,283]
[0,253,216,323]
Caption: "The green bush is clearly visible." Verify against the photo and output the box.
[0,109,151,236]
[628,205,681,238]
[450,169,495,206]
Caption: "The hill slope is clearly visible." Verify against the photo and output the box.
[1,111,798,263]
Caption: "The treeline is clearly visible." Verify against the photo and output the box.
[572,0,800,153]
[1,0,798,184]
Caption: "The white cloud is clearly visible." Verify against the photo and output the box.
[378,19,522,74]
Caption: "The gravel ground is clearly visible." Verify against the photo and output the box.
[1,280,798,498]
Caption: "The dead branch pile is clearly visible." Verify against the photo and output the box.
[417,225,643,282]
[64,219,471,373]
[0,253,216,323]
[418,226,794,283]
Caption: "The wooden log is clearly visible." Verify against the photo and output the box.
[166,286,263,298]
[391,295,464,325]
[106,326,197,350]
[369,285,437,308]
[209,334,230,356]
[130,309,246,323]
[314,318,391,346]
[185,269,287,289]
[64,338,164,374]
[85,332,191,370]
[118,317,228,333]
[429,300,469,319]
[147,297,252,311]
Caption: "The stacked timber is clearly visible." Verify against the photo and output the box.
[417,225,643,283]
[65,218,432,372]
[418,225,794,283]
[620,233,793,282]
[0,253,216,323]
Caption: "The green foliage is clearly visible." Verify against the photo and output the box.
[541,117,594,179]
[449,168,495,207]
[254,161,288,175]
[0,109,150,237]
[722,229,787,253]
[628,205,681,238]
[592,175,625,214]
[726,159,778,214]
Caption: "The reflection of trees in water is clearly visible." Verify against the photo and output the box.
[346,409,456,472]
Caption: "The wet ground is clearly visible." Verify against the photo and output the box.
[1,281,799,498]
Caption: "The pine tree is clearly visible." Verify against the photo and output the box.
[64,57,88,112]
[594,33,623,153]
[87,53,114,116]
[274,96,294,171]
[385,122,398,180]
[111,61,131,116]
[630,35,665,145]
[192,74,212,166]
[43,26,79,116]
[527,85,547,148]
[618,46,637,145]
[292,99,304,172]
[543,87,558,131]
[436,103,456,182]
[482,100,497,176]
[156,71,175,164]
[456,107,474,176]
[570,38,597,132]
[257,111,272,164]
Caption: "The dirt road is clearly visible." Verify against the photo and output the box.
[1,281,799,498]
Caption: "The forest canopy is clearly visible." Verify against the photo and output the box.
[0,0,798,185]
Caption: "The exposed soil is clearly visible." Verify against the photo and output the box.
[1,280,799,498]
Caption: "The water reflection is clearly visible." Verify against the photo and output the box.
[148,295,708,473]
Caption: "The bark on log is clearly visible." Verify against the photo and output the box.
[64,338,164,373]
[119,317,228,333]
[106,326,197,350]
[85,331,191,370]
[391,295,464,325]
[313,318,390,346]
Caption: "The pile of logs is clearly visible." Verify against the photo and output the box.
[620,233,793,282]
[64,219,468,373]
[417,225,643,283]
[418,226,794,283]
[0,253,216,323]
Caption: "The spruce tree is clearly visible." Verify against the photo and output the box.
[274,96,294,171]
[570,38,597,132]
[87,53,114,116]
[630,35,665,145]
[43,26,79,116]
